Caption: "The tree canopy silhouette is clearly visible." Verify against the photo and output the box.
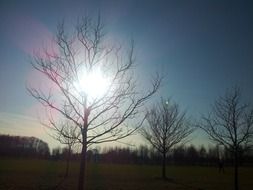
[198,87,253,190]
[141,98,193,179]
[27,15,161,190]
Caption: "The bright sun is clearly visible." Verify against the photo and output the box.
[74,68,110,100]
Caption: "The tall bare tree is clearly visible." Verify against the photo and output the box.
[27,15,161,190]
[198,87,253,190]
[141,98,193,179]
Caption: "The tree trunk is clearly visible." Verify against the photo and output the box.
[78,130,87,190]
[234,149,239,190]
[64,145,71,178]
[162,152,166,179]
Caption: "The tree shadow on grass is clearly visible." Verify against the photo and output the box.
[154,177,205,190]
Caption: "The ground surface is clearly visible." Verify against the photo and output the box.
[0,159,252,190]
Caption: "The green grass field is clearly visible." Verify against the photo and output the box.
[0,159,252,190]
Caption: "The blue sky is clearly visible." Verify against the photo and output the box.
[0,0,253,149]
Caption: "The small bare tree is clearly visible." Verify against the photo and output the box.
[141,98,193,179]
[49,121,78,178]
[46,121,78,189]
[198,87,253,190]
[27,15,161,190]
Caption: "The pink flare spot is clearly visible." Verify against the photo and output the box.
[25,102,61,130]
[26,69,59,93]
[8,14,58,58]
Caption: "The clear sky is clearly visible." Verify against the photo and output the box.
[0,0,253,149]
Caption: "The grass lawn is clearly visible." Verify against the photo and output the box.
[0,158,252,190]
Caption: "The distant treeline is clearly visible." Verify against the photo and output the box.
[1,134,253,166]
[51,145,253,166]
[0,134,50,158]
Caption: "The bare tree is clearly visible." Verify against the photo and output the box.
[27,15,161,190]
[46,122,77,190]
[198,87,253,190]
[141,98,193,179]
[49,121,77,178]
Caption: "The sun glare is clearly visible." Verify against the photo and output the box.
[74,68,110,100]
